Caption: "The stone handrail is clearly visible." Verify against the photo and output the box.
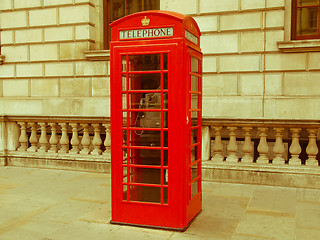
[202,119,320,167]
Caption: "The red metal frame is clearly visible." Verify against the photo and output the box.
[110,11,202,231]
[292,0,320,40]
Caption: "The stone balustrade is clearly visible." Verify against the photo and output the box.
[202,120,320,167]
[0,116,110,172]
[201,119,320,188]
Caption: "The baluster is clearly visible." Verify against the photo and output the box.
[306,128,319,166]
[92,123,102,155]
[211,126,224,162]
[38,122,48,153]
[70,123,80,154]
[80,124,91,154]
[103,123,111,156]
[18,122,28,151]
[241,127,253,164]
[27,122,38,152]
[226,127,238,163]
[289,128,302,165]
[256,127,269,164]
[48,123,59,153]
[273,127,285,165]
[59,123,69,153]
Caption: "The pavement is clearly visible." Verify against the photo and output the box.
[1,167,320,240]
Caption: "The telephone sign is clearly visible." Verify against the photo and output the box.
[110,10,202,231]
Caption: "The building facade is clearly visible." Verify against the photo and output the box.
[1,0,320,187]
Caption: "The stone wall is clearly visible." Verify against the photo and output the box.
[161,0,320,120]
[0,0,109,117]
[0,0,320,120]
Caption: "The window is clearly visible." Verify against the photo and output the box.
[292,0,320,40]
[104,0,160,49]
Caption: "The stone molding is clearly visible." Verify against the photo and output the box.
[278,39,320,53]
[83,50,110,61]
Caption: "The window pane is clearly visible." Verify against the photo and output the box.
[191,94,199,109]
[129,167,161,184]
[127,0,143,15]
[191,128,198,145]
[129,185,161,203]
[110,0,125,21]
[297,7,319,36]
[129,92,162,109]
[129,54,161,71]
[191,179,199,199]
[298,0,319,7]
[191,75,199,92]
[144,0,160,10]
[190,163,199,181]
[129,74,161,90]
[129,130,161,147]
[191,57,199,73]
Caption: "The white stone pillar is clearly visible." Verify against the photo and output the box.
[241,127,253,164]
[226,127,238,163]
[59,123,69,153]
[18,122,28,151]
[273,127,285,165]
[80,124,91,154]
[289,128,302,165]
[306,128,319,166]
[256,127,269,164]
[201,126,210,161]
[103,123,111,157]
[48,123,59,153]
[211,126,224,162]
[92,123,102,155]
[27,122,38,152]
[70,123,80,154]
[38,122,48,153]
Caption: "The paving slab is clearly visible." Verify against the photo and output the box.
[1,166,320,240]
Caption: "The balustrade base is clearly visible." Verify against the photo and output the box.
[5,151,111,173]
[202,160,320,189]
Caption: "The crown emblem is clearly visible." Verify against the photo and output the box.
[141,16,150,26]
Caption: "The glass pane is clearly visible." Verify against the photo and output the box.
[110,0,125,21]
[123,167,128,182]
[122,74,127,91]
[163,150,168,166]
[129,92,161,110]
[127,0,143,15]
[191,57,199,73]
[163,73,168,89]
[298,0,319,7]
[191,128,198,145]
[122,56,127,72]
[123,184,128,200]
[129,185,161,203]
[191,94,199,109]
[129,73,161,90]
[164,169,168,185]
[163,187,168,204]
[191,75,198,92]
[191,180,199,199]
[122,111,127,127]
[122,148,128,163]
[164,131,168,147]
[129,130,161,147]
[191,111,198,127]
[122,94,127,109]
[129,54,161,71]
[144,0,160,10]
[190,163,198,180]
[122,130,127,145]
[138,149,162,166]
[163,53,168,70]
[191,145,198,163]
[297,7,319,36]
[129,167,161,184]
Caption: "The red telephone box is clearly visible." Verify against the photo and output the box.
[110,10,202,231]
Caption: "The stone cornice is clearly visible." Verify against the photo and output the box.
[278,39,320,53]
[83,50,110,61]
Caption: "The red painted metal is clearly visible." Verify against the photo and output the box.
[110,10,202,231]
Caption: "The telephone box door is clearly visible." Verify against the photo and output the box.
[111,43,186,229]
